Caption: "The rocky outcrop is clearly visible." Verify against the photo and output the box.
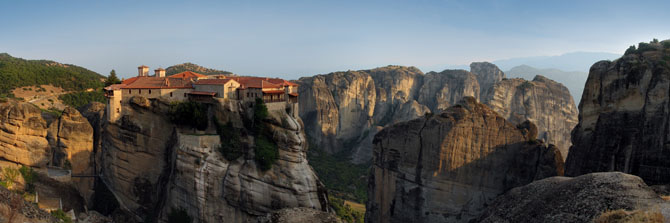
[470,62,504,97]
[482,75,578,160]
[99,97,327,222]
[0,101,50,166]
[366,97,563,223]
[47,107,95,203]
[297,66,477,163]
[0,186,57,223]
[565,41,670,184]
[478,172,670,222]
[299,64,577,163]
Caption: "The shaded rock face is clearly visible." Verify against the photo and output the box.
[470,62,504,97]
[47,107,95,205]
[0,101,50,166]
[566,43,670,184]
[296,66,476,163]
[366,97,563,223]
[478,172,670,223]
[482,75,578,160]
[99,97,327,222]
[257,207,341,223]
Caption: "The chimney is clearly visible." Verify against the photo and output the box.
[138,65,149,76]
[155,67,166,77]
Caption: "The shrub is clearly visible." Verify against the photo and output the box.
[625,45,637,55]
[664,41,670,49]
[51,209,73,223]
[328,195,364,223]
[19,166,36,193]
[307,144,369,203]
[167,207,192,223]
[638,42,656,53]
[217,121,244,161]
[168,101,208,130]
[0,167,20,190]
[254,135,278,171]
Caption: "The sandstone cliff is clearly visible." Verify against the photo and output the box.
[482,75,578,160]
[298,64,577,163]
[296,66,477,163]
[97,97,327,222]
[478,172,670,222]
[565,40,670,184]
[0,101,50,166]
[366,97,563,223]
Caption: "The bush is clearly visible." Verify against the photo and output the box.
[663,41,670,49]
[58,90,105,108]
[19,166,36,193]
[251,99,279,171]
[625,45,637,55]
[638,42,657,53]
[168,101,208,130]
[51,209,73,223]
[0,167,20,190]
[254,135,278,171]
[167,207,192,223]
[217,121,244,161]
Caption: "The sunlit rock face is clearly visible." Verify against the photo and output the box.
[0,101,50,166]
[566,42,670,185]
[98,97,327,222]
[298,63,577,163]
[366,97,563,223]
[481,75,578,160]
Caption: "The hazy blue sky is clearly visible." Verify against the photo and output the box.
[2,0,669,79]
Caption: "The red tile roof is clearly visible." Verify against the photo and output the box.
[168,71,207,79]
[194,78,234,85]
[122,76,140,85]
[230,77,283,89]
[266,78,299,86]
[121,76,193,89]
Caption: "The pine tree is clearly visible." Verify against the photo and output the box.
[105,69,121,86]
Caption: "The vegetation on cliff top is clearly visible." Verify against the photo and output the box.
[216,121,244,161]
[165,62,232,76]
[0,53,103,98]
[328,195,364,223]
[59,90,106,109]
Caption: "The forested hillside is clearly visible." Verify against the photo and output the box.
[0,53,104,98]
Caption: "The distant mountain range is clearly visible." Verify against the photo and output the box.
[165,62,232,76]
[492,52,621,72]
[505,65,587,104]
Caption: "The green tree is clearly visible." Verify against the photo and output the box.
[105,69,121,86]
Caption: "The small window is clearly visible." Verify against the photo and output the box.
[128,89,131,94]
[170,92,173,97]
[184,93,187,97]
[149,90,151,94]
[139,89,142,94]
[116,108,120,113]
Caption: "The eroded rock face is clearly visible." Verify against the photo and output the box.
[298,64,577,164]
[470,62,504,97]
[297,66,477,163]
[366,97,563,223]
[482,75,578,160]
[565,42,670,184]
[478,172,670,223]
[99,97,327,222]
[47,107,95,205]
[0,101,50,166]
